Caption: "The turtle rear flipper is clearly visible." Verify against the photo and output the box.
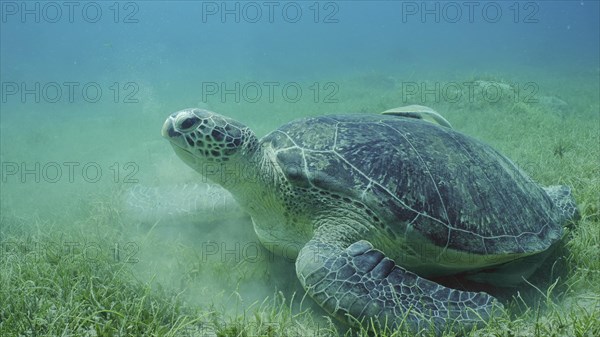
[543,185,580,224]
[296,230,501,334]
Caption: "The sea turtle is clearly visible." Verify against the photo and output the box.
[161,107,578,334]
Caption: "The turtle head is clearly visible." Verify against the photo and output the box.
[162,108,260,183]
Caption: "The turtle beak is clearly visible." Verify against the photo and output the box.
[161,117,174,138]
[161,116,189,154]
[161,116,182,140]
[162,113,199,159]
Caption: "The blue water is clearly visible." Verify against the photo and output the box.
[0,0,598,221]
[0,1,598,210]
[1,1,598,85]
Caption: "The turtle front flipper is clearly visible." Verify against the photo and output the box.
[296,237,501,334]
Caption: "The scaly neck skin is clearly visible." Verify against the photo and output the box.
[180,142,312,258]
[185,144,280,217]
[216,146,272,196]
[172,140,271,197]
[208,145,307,257]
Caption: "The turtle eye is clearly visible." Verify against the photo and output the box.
[177,116,201,131]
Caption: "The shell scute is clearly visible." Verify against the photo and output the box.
[263,114,563,255]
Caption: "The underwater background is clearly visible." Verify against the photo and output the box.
[1,1,599,336]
